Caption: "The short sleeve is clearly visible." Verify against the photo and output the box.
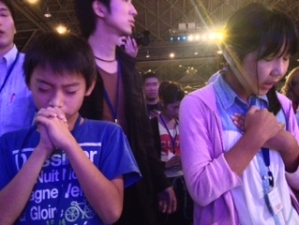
[98,126,141,187]
[0,135,15,190]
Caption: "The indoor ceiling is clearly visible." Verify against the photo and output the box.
[12,0,299,90]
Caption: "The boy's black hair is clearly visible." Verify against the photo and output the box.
[73,0,111,39]
[0,0,15,23]
[142,72,160,84]
[223,3,299,115]
[23,32,97,90]
[159,81,185,105]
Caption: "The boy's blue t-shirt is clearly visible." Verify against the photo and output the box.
[0,119,141,225]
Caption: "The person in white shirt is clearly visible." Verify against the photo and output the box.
[0,0,35,136]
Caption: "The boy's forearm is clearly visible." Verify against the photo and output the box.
[0,147,48,224]
[64,141,124,224]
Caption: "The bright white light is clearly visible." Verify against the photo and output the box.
[56,25,67,34]
[44,12,51,18]
[216,33,224,40]
[188,35,194,42]
[169,53,175,58]
[169,28,224,43]
[26,0,39,4]
[44,7,51,18]
[209,32,216,40]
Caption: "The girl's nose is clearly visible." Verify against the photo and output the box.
[272,58,288,78]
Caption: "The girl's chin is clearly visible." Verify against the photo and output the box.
[258,89,270,96]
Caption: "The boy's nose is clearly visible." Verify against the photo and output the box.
[48,92,63,108]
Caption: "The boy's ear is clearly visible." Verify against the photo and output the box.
[92,0,108,19]
[26,81,31,91]
[85,80,96,96]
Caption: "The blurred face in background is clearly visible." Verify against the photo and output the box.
[162,101,181,120]
[0,1,15,54]
[291,75,299,98]
[143,77,159,101]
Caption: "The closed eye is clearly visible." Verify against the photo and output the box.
[0,13,9,17]
[37,88,51,93]
[65,90,78,95]
[263,56,274,62]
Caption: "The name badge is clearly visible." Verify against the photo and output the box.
[267,188,283,215]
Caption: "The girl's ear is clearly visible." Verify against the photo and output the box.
[85,80,96,96]
[92,0,108,19]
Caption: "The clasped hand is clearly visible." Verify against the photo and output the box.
[34,107,71,155]
[232,106,289,152]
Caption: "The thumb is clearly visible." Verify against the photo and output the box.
[247,105,259,115]
[278,122,285,130]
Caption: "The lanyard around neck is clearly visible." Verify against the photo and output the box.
[0,51,20,94]
[261,147,274,187]
[160,114,178,154]
[103,61,121,123]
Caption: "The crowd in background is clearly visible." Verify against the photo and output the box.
[1,0,299,225]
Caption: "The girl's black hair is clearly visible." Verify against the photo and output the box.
[159,81,185,105]
[223,3,299,115]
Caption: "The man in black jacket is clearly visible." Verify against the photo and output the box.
[74,0,177,224]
